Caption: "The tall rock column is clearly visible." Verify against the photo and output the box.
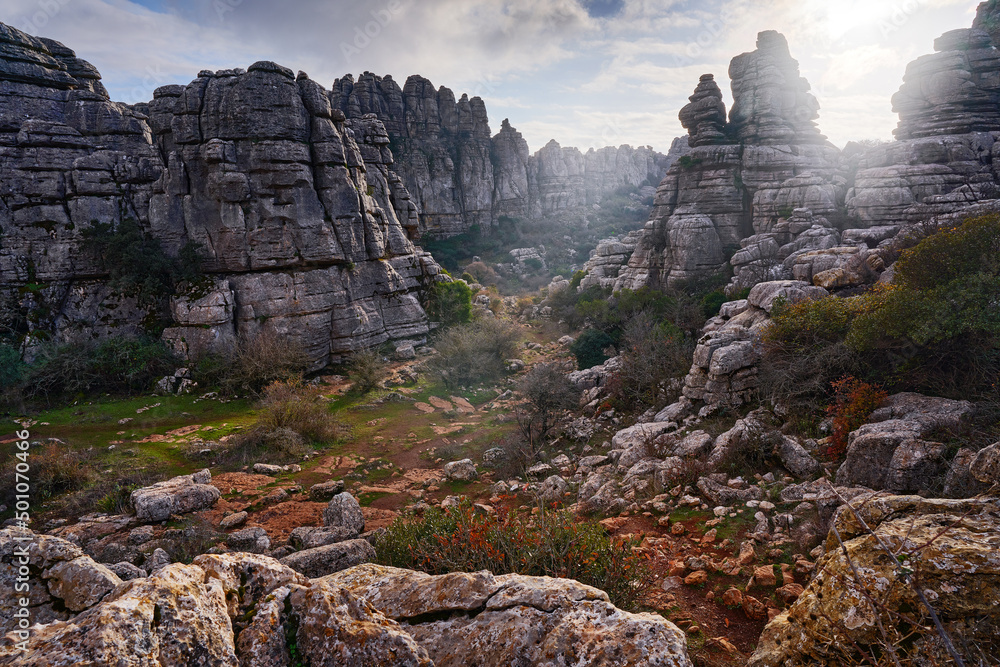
[616,31,845,292]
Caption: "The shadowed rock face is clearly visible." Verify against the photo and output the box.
[331,72,669,237]
[0,22,442,366]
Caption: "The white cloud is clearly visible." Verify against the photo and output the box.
[3,0,985,151]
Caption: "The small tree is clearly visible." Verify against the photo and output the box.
[569,328,614,370]
[515,363,581,451]
[426,279,473,327]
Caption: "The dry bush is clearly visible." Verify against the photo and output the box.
[220,379,346,467]
[199,330,310,396]
[515,362,580,450]
[430,317,522,387]
[347,349,387,394]
[609,314,693,410]
[0,444,96,506]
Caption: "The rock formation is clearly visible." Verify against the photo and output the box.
[0,22,442,366]
[331,72,669,237]
[616,31,845,292]
[0,528,694,666]
[750,494,1000,666]
[617,10,1000,296]
[847,21,1000,227]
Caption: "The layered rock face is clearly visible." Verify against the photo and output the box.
[331,72,669,237]
[847,22,1000,227]
[617,31,845,291]
[0,23,440,365]
[0,530,694,666]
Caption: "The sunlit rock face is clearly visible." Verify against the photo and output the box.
[620,13,1000,295]
[847,22,1000,228]
[331,72,669,238]
[0,21,441,366]
[617,31,845,292]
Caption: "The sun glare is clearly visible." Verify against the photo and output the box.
[819,0,896,41]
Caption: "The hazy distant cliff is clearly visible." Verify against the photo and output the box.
[332,72,671,237]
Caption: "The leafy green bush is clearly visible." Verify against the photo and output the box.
[761,214,1000,402]
[430,318,521,387]
[0,343,26,390]
[83,218,202,307]
[373,501,649,610]
[425,279,473,327]
[569,328,614,370]
[21,336,176,398]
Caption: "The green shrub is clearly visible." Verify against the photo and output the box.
[373,501,649,610]
[430,318,521,387]
[82,218,202,307]
[425,279,473,327]
[0,343,26,390]
[761,214,1000,402]
[569,328,614,370]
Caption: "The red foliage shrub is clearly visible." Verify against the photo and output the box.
[825,376,888,458]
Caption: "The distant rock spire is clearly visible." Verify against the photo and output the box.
[678,74,731,147]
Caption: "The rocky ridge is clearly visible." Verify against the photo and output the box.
[0,22,443,365]
[614,8,1000,296]
[332,72,672,237]
[0,527,693,666]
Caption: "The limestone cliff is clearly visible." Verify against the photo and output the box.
[0,22,442,366]
[618,14,1000,295]
[331,72,669,237]
[616,32,845,292]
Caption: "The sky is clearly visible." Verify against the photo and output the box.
[1,0,981,153]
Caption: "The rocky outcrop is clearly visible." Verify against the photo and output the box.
[130,469,220,523]
[327,564,693,667]
[331,72,668,237]
[0,22,442,366]
[0,532,693,667]
[618,12,1000,296]
[617,31,845,292]
[750,494,1000,666]
[835,393,975,493]
[0,528,122,634]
